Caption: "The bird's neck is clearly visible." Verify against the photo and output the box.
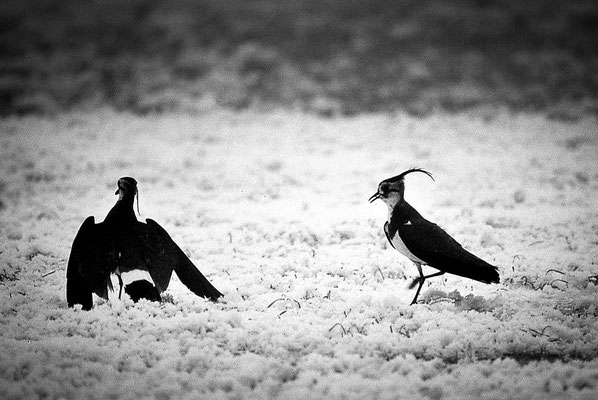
[105,196,137,224]
[388,199,422,225]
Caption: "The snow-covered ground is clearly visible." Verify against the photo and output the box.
[1,110,597,399]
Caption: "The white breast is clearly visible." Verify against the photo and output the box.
[391,224,426,264]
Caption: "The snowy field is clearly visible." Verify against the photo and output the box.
[0,110,597,399]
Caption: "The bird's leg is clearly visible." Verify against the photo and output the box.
[409,270,446,289]
[409,263,445,305]
[410,263,425,305]
[419,271,446,284]
[117,274,124,300]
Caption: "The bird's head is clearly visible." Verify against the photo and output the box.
[115,177,140,214]
[115,177,138,198]
[369,168,434,207]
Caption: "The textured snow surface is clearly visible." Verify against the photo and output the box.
[1,110,597,399]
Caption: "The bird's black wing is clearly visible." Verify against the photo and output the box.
[384,221,395,249]
[398,220,499,284]
[139,219,223,301]
[66,216,117,309]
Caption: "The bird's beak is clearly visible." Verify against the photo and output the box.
[369,192,381,203]
[115,188,120,195]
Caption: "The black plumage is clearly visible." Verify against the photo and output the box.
[66,177,223,310]
[125,280,162,303]
[370,168,499,304]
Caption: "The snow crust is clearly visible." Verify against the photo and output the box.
[1,110,597,399]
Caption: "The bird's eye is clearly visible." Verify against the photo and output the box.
[380,183,389,194]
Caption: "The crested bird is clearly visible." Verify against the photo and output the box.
[66,177,223,310]
[369,168,499,305]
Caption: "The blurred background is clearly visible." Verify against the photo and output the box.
[1,0,597,119]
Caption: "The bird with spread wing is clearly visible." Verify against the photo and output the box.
[66,177,223,310]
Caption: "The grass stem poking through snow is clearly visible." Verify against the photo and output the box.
[546,269,565,275]
[328,323,348,337]
[266,298,301,309]
[374,267,385,280]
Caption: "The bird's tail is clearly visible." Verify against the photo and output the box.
[174,252,223,301]
[125,280,162,303]
[462,254,500,284]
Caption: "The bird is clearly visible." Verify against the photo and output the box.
[369,168,499,305]
[124,280,162,303]
[66,177,223,310]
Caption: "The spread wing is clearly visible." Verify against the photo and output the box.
[66,216,116,309]
[398,220,499,284]
[67,216,223,309]
[140,219,223,301]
